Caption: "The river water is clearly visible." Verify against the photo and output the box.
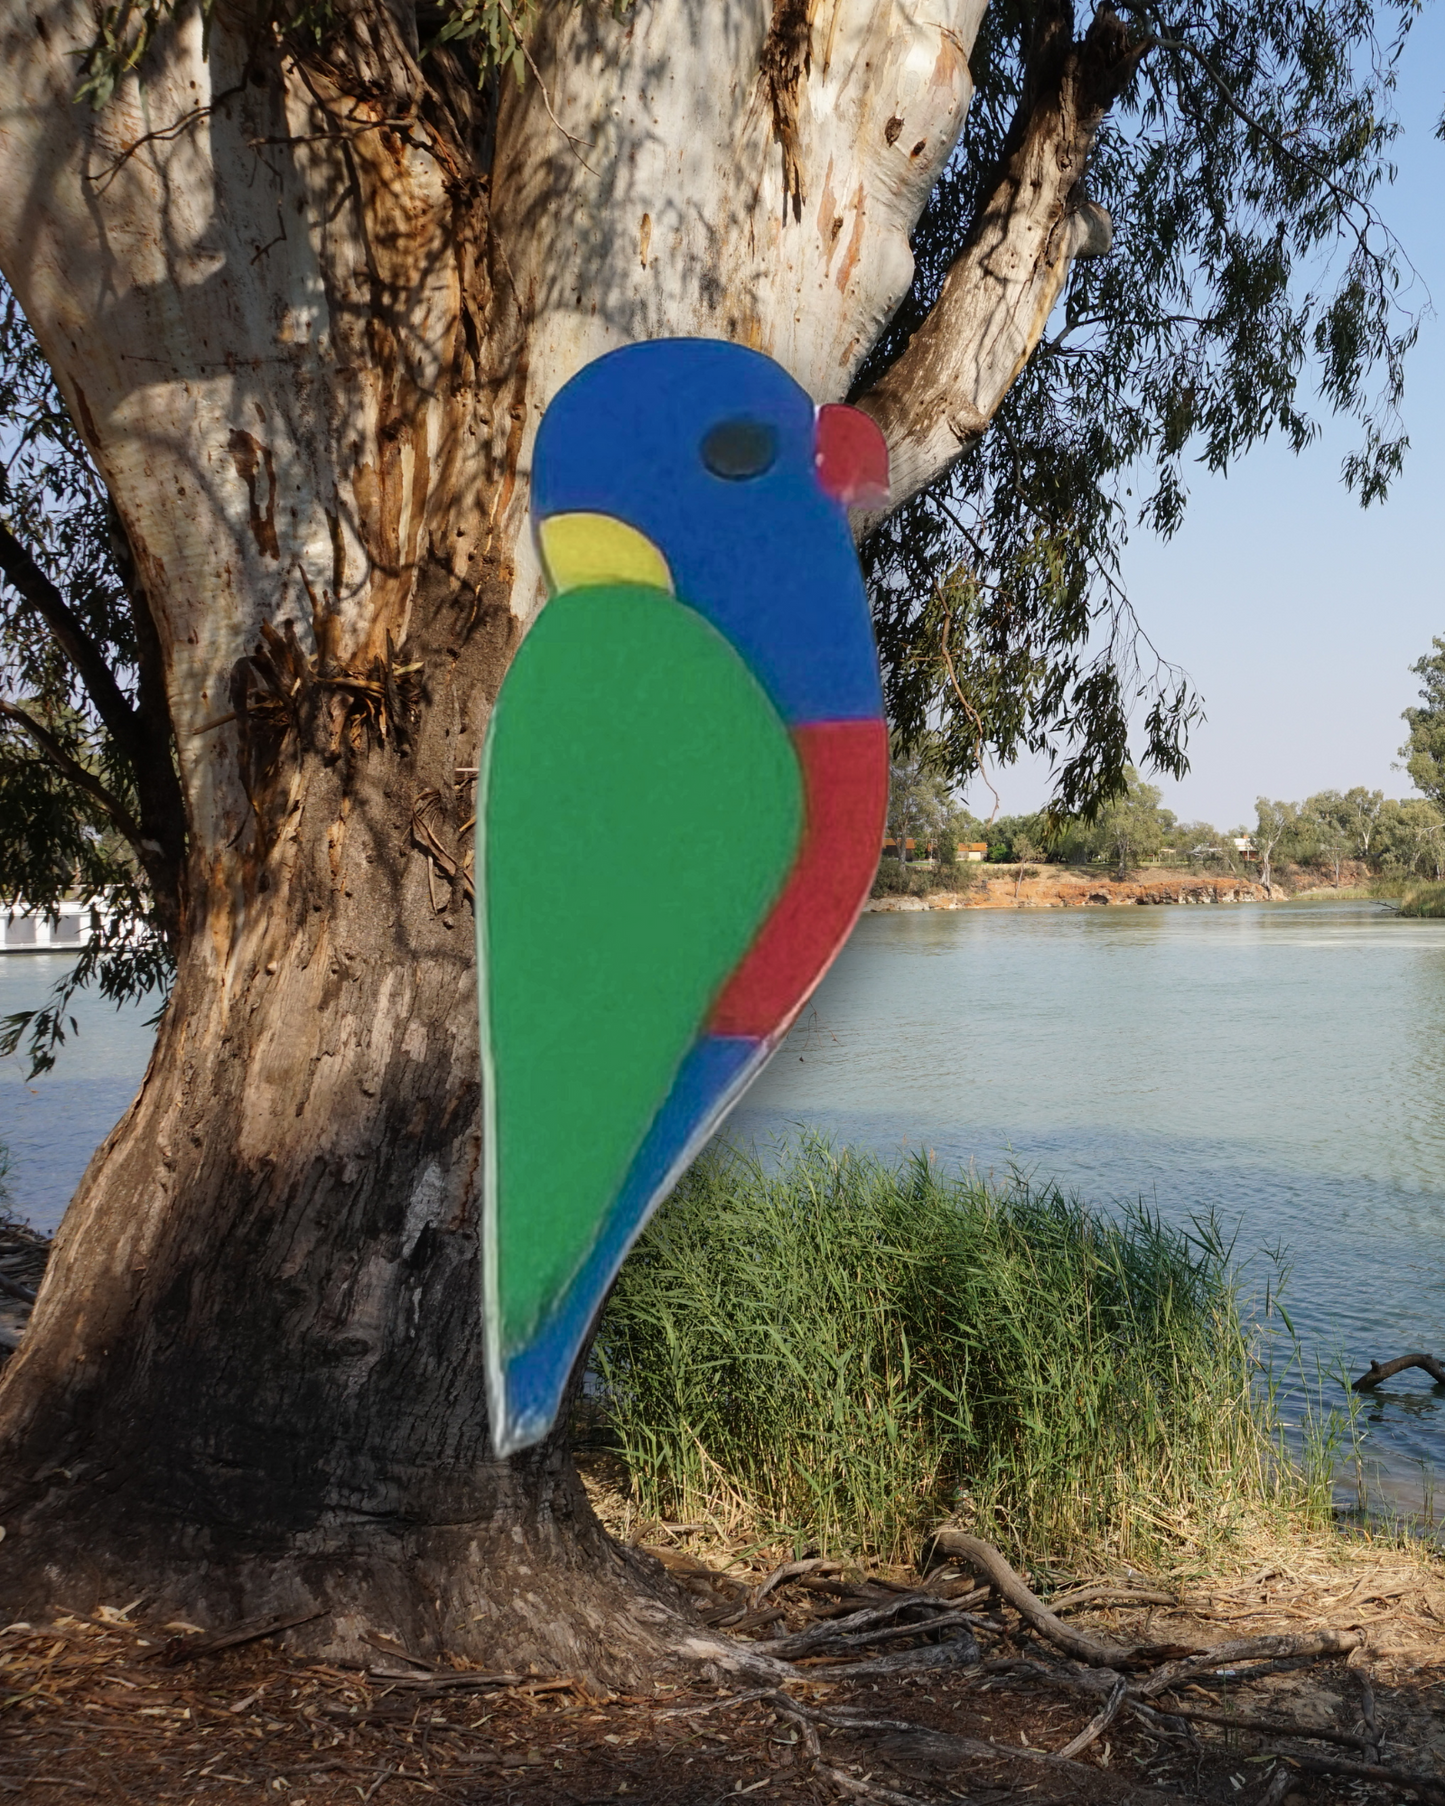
[0,955,158,1231]
[734,897,1445,1519]
[2,900,1442,1515]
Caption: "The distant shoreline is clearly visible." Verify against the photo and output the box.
[865,868,1380,912]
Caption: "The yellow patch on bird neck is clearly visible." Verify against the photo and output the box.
[536,513,674,597]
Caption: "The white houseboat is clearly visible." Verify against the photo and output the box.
[0,900,95,952]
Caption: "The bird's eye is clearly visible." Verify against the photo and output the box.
[700,418,778,481]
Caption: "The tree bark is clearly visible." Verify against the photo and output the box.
[0,0,1129,1677]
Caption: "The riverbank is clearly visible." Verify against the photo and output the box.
[5,1462,1443,1806]
[868,866,1278,911]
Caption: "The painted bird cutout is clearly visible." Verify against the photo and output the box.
[478,339,890,1456]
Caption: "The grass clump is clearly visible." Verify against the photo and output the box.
[1397,881,1445,918]
[594,1139,1296,1570]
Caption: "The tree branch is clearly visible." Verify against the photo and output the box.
[855,5,1147,518]
[0,511,188,944]
[0,698,145,850]
[0,522,145,761]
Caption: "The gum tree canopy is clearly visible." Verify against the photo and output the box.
[0,0,1414,1674]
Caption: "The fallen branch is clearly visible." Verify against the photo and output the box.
[1359,1665,1381,1764]
[657,1686,784,1720]
[750,1557,840,1609]
[667,1686,1196,1804]
[765,1694,822,1759]
[154,1609,324,1664]
[818,1764,933,1806]
[1135,1630,1364,1698]
[979,1654,1121,1700]
[1048,1584,1177,1614]
[1354,1352,1445,1390]
[364,1667,523,1690]
[1281,1749,1445,1804]
[870,1725,1203,1801]
[1056,1676,1126,1758]
[761,1593,978,1660]
[661,1535,1384,1802]
[1158,1700,1373,1751]
[931,1533,1367,1686]
[807,1633,980,1682]
[1259,1766,1295,1806]
[711,1603,786,1634]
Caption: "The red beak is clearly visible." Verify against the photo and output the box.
[814,403,891,509]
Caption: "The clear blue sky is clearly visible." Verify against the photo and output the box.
[975,10,1445,832]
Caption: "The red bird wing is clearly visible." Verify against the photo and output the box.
[708,718,888,1040]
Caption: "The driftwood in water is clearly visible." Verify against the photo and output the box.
[1353,1352,1445,1391]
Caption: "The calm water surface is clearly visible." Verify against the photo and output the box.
[0,955,157,1233]
[3,902,1442,1512]
[737,898,1445,1516]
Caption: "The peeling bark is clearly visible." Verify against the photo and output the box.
[0,0,1135,1677]
[857,3,1146,512]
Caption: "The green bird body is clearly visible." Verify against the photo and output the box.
[480,581,803,1374]
[478,338,890,1455]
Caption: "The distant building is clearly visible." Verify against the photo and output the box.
[881,838,990,864]
[0,900,95,953]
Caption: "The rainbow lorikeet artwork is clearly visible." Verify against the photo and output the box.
[478,339,890,1456]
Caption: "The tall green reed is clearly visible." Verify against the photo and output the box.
[592,1138,1301,1567]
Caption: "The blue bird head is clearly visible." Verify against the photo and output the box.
[529,339,887,726]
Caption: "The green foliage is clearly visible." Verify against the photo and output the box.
[434,0,537,79]
[1400,637,1445,811]
[863,0,1418,820]
[1373,796,1445,877]
[74,0,632,108]
[75,0,184,110]
[1397,881,1445,918]
[1037,768,1176,874]
[983,810,1050,862]
[593,1139,1291,1566]
[1170,821,1232,866]
[871,856,976,899]
[1254,797,1305,887]
[1298,791,1351,883]
[1094,770,1175,875]
[1301,785,1386,863]
[885,751,981,867]
[0,292,173,1073]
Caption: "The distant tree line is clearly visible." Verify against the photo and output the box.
[881,640,1445,891]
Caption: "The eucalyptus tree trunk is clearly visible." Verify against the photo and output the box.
[0,0,1130,1676]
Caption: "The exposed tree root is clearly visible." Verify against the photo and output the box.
[657,1531,1443,1803]
[931,1528,1137,1664]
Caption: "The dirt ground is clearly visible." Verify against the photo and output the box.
[5,1522,1443,1806]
